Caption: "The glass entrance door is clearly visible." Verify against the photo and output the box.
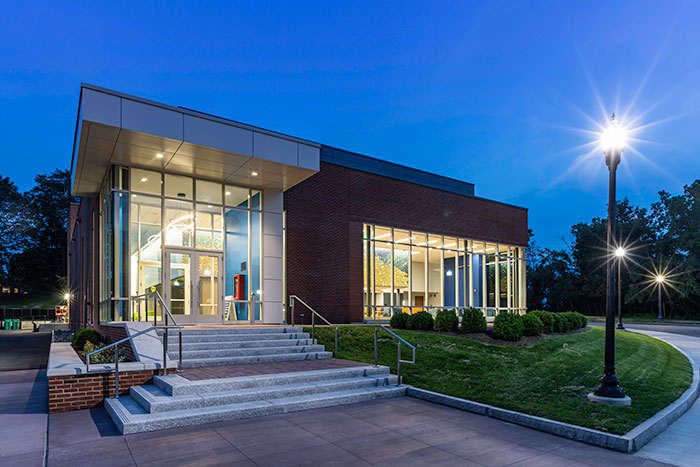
[195,252,224,323]
[164,250,192,322]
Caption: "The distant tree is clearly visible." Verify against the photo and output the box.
[0,176,27,287]
[9,170,77,294]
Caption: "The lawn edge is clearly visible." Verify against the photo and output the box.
[405,330,699,454]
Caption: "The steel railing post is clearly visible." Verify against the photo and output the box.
[114,346,119,398]
[163,329,168,376]
[178,331,183,371]
[334,326,338,358]
[290,297,295,327]
[397,341,402,386]
[311,311,315,342]
[374,327,378,367]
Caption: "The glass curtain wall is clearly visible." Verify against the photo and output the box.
[97,165,262,323]
[363,223,526,321]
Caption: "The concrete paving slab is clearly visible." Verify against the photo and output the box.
[0,369,47,463]
[0,330,51,370]
[632,327,700,467]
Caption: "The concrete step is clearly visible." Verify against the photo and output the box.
[167,339,316,351]
[162,332,311,344]
[130,375,399,413]
[106,385,406,434]
[154,366,392,395]
[176,344,326,360]
[157,327,303,336]
[174,351,334,368]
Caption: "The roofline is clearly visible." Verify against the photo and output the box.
[78,83,321,148]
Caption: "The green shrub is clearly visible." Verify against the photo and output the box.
[492,311,523,341]
[461,307,487,333]
[390,311,409,329]
[71,328,102,350]
[406,311,434,330]
[83,341,126,364]
[522,313,544,336]
[563,311,587,329]
[529,310,554,333]
[434,309,459,332]
[552,313,571,332]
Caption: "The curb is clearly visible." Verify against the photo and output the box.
[405,331,699,453]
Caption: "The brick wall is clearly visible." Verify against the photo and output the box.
[48,369,175,413]
[284,162,528,323]
[97,325,136,361]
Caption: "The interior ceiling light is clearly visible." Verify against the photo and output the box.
[225,191,231,196]
[156,153,164,159]
[251,171,258,176]
[141,177,148,182]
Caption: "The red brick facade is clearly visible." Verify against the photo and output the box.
[48,369,174,413]
[284,162,528,323]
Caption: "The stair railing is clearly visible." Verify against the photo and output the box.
[86,291,183,399]
[289,295,338,358]
[373,324,416,386]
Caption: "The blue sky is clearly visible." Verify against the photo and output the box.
[1,1,699,248]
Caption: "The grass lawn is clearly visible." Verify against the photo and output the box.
[307,326,692,435]
[0,295,63,308]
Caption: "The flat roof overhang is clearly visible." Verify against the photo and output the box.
[71,84,320,196]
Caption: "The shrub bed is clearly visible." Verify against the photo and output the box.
[492,312,523,341]
[434,309,459,332]
[406,311,434,330]
[522,313,544,336]
[71,328,102,350]
[529,310,555,333]
[390,312,409,329]
[461,307,487,333]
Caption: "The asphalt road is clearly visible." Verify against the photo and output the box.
[0,330,52,371]
[590,321,700,338]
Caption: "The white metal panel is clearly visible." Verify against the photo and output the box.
[263,279,283,302]
[298,144,320,171]
[263,233,283,258]
[262,189,283,214]
[253,133,297,166]
[263,257,283,280]
[183,115,253,157]
[81,89,121,127]
[122,98,184,142]
[262,301,283,324]
[262,212,283,235]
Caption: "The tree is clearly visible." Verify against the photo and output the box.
[0,176,27,287]
[9,170,77,294]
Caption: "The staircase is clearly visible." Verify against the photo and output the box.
[105,365,405,434]
[158,326,332,368]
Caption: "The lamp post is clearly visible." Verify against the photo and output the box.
[656,275,665,321]
[588,114,631,406]
[615,247,625,330]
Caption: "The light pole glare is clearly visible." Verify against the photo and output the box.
[64,293,70,300]
[614,247,626,258]
[656,275,665,283]
[601,114,627,152]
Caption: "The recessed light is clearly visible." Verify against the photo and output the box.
[156,153,164,159]
[140,177,148,182]
[225,191,231,196]
[251,171,258,176]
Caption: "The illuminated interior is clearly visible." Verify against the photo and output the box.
[363,224,526,321]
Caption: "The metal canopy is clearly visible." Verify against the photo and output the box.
[71,84,320,196]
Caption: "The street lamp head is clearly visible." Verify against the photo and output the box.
[655,275,665,284]
[614,247,626,258]
[601,114,626,154]
[64,293,70,300]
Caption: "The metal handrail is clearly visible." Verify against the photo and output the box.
[85,324,184,399]
[131,290,178,326]
[374,324,416,386]
[289,295,338,358]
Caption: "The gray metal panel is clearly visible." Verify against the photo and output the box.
[320,146,475,197]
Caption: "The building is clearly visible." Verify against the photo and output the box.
[67,84,528,331]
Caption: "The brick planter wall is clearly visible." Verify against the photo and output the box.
[97,324,136,361]
[48,369,174,413]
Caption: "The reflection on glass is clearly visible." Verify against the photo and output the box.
[130,168,161,195]
[198,255,219,315]
[196,204,223,250]
[164,199,193,247]
[165,174,193,199]
[196,180,222,204]
[169,253,190,316]
[225,186,249,208]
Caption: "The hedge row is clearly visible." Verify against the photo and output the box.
[390,308,587,342]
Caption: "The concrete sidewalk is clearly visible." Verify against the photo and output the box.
[0,330,52,370]
[631,328,700,467]
[0,369,48,467]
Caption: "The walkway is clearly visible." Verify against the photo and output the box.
[0,330,52,370]
[630,327,700,467]
[47,396,671,466]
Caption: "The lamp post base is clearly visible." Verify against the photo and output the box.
[616,323,625,330]
[587,392,632,406]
